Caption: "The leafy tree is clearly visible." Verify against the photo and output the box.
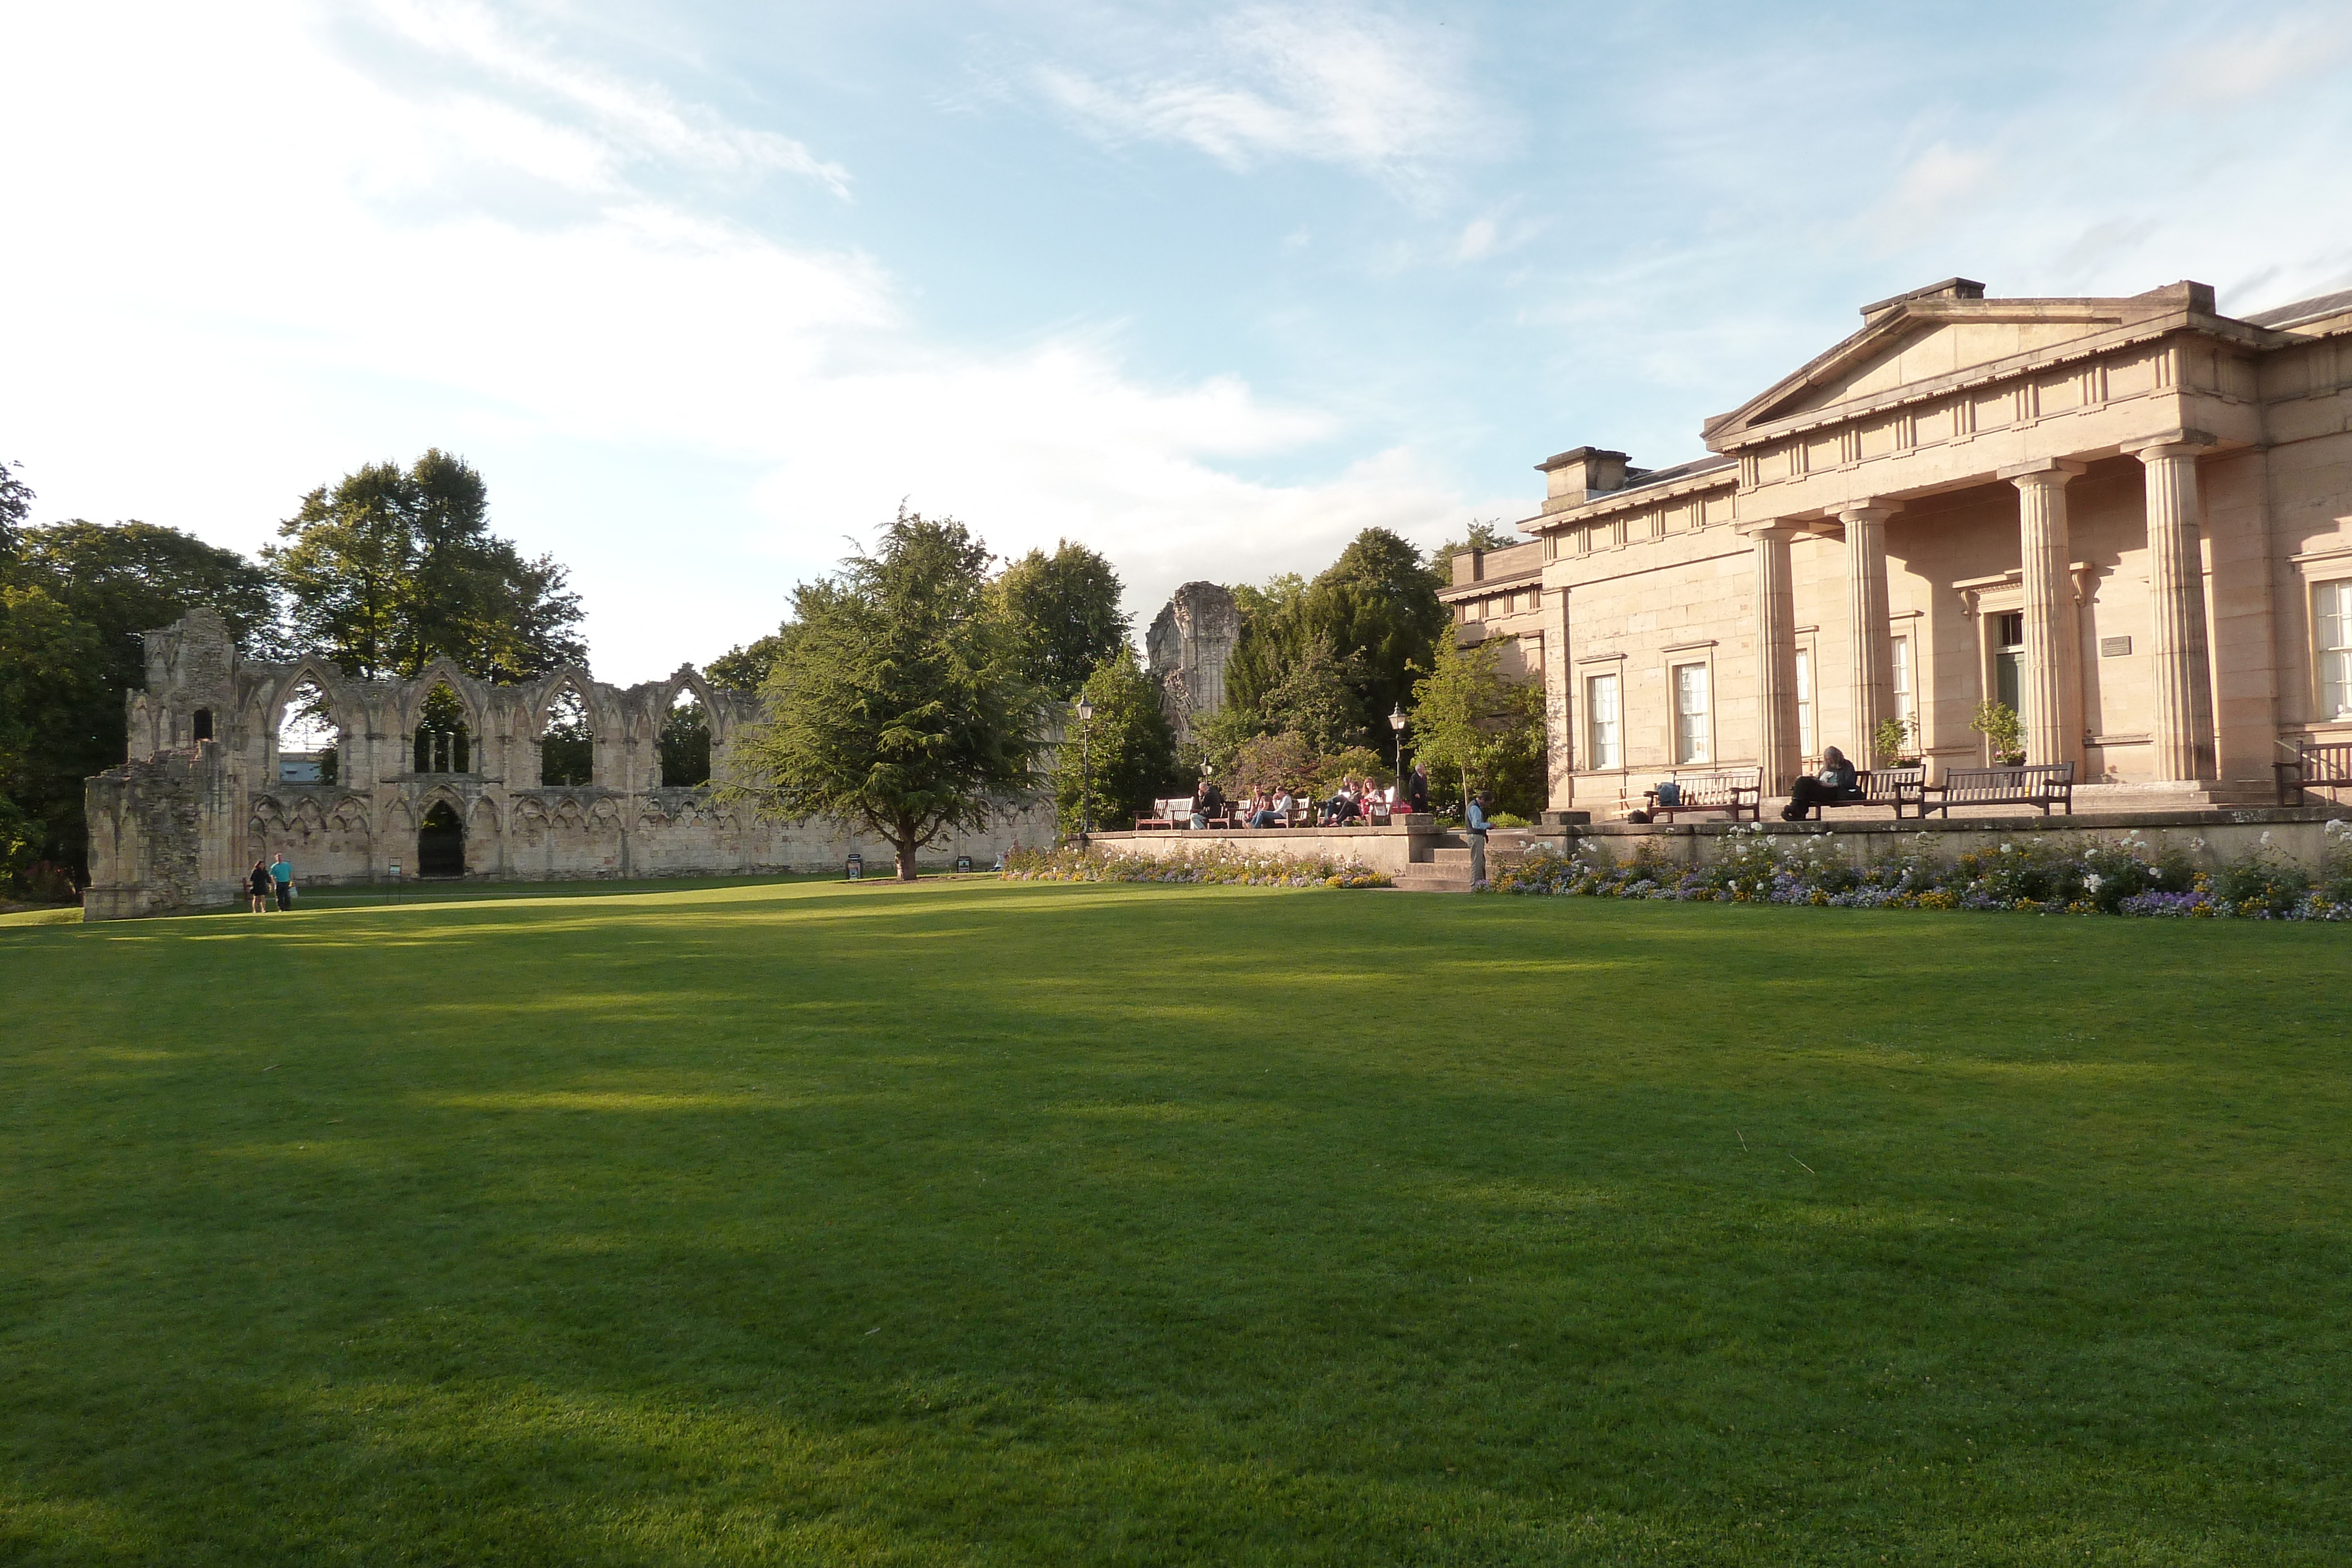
[1225,529,1445,738]
[1428,517,1513,585]
[731,509,1045,880]
[1220,731,1318,801]
[1048,646,1179,836]
[0,460,31,562]
[0,583,109,888]
[993,540,1130,700]
[2,505,281,882]
[660,699,711,788]
[23,520,280,660]
[1256,634,1367,755]
[266,450,584,681]
[1405,636,1545,818]
[706,626,798,693]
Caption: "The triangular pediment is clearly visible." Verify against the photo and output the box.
[1701,282,2209,450]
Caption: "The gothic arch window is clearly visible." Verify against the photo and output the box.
[415,683,472,775]
[276,678,340,784]
[540,682,594,786]
[660,685,711,787]
[192,708,213,741]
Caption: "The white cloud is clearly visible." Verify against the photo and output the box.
[359,0,853,195]
[0,1,1481,682]
[1031,5,1494,179]
[2159,7,2352,109]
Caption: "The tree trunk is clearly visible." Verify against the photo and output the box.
[896,839,919,881]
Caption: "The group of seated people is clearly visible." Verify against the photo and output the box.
[1182,771,1429,830]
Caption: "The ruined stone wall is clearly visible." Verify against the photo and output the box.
[85,609,1057,918]
[1144,581,1241,745]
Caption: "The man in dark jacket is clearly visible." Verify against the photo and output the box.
[1407,766,1430,815]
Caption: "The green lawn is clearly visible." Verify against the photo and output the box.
[3,880,2348,1566]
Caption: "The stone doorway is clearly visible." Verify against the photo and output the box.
[418,800,465,878]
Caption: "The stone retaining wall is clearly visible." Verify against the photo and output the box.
[1553,806,2349,872]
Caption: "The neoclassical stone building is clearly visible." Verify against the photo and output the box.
[82,608,1054,918]
[1498,277,2352,813]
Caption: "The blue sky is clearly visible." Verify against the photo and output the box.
[6,1,2351,681]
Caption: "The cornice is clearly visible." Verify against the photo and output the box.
[1703,308,2292,456]
[1526,467,1737,533]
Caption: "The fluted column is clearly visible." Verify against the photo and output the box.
[1841,503,1898,765]
[2127,434,2217,782]
[2003,460,2087,767]
[1745,523,1801,792]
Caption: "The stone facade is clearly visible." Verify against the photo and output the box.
[1503,278,2352,815]
[1441,539,1548,684]
[82,609,1056,919]
[1144,581,1241,744]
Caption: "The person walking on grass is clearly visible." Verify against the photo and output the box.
[1465,788,1498,885]
[269,852,294,911]
[248,860,272,914]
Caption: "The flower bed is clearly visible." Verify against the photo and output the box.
[1488,821,2352,921]
[1004,844,1391,889]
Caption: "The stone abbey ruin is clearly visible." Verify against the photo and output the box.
[82,608,1054,920]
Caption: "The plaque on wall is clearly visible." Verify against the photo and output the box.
[2099,636,2133,657]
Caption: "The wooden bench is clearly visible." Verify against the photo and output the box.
[1790,765,1926,821]
[1916,761,2075,818]
[1643,768,1762,823]
[1135,797,1193,830]
[2275,737,2352,806]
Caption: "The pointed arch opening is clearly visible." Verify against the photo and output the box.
[540,682,594,786]
[660,685,711,787]
[415,682,473,775]
[277,677,342,784]
[418,799,465,878]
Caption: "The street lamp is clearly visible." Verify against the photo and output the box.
[1389,703,1408,811]
[1075,695,1095,839]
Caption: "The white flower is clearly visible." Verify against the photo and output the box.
[2001,843,2014,853]
[2085,872,2104,892]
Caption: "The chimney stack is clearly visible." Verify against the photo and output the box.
[1537,447,1631,510]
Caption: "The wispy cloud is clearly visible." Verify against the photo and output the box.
[2158,6,2352,109]
[359,0,853,196]
[1031,5,1495,179]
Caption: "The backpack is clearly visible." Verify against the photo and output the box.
[1653,780,1683,807]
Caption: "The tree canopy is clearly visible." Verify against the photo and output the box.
[731,510,1046,880]
[1048,646,1178,837]
[1221,528,1446,765]
[0,487,285,887]
[991,540,1130,700]
[1428,517,1514,584]
[266,450,584,681]
[1405,635,1545,818]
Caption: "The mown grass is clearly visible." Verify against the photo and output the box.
[2,878,2348,1566]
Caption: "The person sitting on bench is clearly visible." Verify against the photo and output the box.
[1190,781,1227,829]
[1252,789,1294,828]
[1782,745,1863,820]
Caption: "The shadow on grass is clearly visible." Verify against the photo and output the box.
[4,881,2351,1563]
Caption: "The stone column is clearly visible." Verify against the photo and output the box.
[2002,460,2087,767]
[1745,523,1801,791]
[2126,433,2217,782]
[1840,503,1898,766]
[1537,581,1575,811]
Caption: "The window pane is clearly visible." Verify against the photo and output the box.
[1586,674,1620,770]
[1795,649,1815,758]
[2321,581,2352,718]
[1673,663,1710,765]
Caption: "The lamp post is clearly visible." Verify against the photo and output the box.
[1075,695,1095,839]
[1389,703,1408,812]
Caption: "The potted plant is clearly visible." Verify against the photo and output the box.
[1970,701,2026,766]
[1872,717,1922,770]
